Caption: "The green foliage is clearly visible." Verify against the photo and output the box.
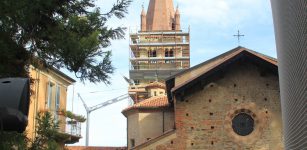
[29,111,61,150]
[74,115,86,123]
[0,0,132,83]
[0,131,28,150]
[0,111,64,149]
[60,110,86,122]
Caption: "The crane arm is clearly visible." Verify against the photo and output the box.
[89,94,129,112]
[78,93,89,111]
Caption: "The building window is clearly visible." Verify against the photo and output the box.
[134,80,140,85]
[46,82,55,109]
[172,22,175,30]
[232,113,254,136]
[170,49,174,57]
[47,82,61,110]
[165,48,169,57]
[148,49,156,57]
[130,139,135,147]
[55,85,60,110]
[165,48,174,57]
[54,85,60,121]
[46,82,61,121]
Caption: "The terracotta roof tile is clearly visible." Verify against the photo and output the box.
[145,81,166,89]
[122,96,169,113]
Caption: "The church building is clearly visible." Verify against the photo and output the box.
[123,0,284,150]
[123,47,284,150]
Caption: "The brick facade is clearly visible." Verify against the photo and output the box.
[134,57,283,150]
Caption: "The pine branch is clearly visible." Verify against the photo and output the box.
[102,0,132,19]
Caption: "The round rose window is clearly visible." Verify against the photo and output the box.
[232,113,254,136]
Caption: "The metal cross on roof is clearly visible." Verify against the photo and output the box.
[233,30,244,45]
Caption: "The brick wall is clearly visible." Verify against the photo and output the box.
[138,61,284,150]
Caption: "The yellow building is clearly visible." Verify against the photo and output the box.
[26,66,81,145]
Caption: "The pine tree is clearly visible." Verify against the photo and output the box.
[0,112,61,149]
[29,111,60,150]
[0,0,132,83]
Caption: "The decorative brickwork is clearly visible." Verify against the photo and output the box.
[225,103,266,145]
[171,62,283,150]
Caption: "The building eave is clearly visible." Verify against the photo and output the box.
[166,47,278,103]
[48,67,76,84]
[122,96,170,116]
[130,129,176,150]
[122,106,171,117]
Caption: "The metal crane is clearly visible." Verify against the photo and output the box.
[77,93,129,146]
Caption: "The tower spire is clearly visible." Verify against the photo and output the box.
[141,4,146,16]
[175,4,180,30]
[141,4,147,31]
[146,0,176,31]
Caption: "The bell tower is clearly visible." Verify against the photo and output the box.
[146,0,175,31]
[129,0,190,103]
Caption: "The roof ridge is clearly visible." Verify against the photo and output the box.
[135,95,166,106]
[166,46,244,80]
[122,96,169,114]
[170,48,278,94]
[245,49,277,61]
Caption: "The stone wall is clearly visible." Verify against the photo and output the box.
[139,62,283,150]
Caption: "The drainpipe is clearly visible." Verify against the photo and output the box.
[34,69,40,139]
[126,117,129,149]
[162,111,165,133]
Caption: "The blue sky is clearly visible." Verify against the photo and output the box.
[65,0,276,146]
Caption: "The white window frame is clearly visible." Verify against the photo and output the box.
[46,81,54,109]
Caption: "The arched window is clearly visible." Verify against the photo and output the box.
[172,22,175,30]
[148,49,151,57]
[148,49,156,57]
[152,50,156,57]
[170,49,174,57]
[165,48,169,57]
